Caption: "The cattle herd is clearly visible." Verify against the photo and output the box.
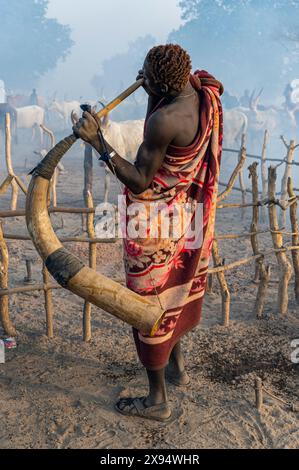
[0,87,148,204]
[0,80,299,168]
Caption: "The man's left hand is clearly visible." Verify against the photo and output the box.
[73,111,100,145]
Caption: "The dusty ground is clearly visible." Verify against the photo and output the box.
[0,135,299,449]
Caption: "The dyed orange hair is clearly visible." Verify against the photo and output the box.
[146,44,192,92]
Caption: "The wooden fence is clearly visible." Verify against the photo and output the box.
[0,115,298,340]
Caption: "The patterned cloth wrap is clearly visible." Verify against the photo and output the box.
[123,71,224,370]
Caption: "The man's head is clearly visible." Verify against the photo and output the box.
[143,44,192,97]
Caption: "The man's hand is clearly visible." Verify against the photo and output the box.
[72,111,100,145]
[136,69,144,81]
[136,68,153,97]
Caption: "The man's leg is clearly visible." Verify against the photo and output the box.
[145,368,168,406]
[166,340,190,385]
[115,367,171,421]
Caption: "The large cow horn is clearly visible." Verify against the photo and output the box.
[26,135,165,336]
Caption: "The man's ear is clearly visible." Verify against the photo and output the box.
[160,83,169,94]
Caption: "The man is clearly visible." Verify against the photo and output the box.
[29,88,38,106]
[240,89,250,108]
[74,44,223,422]
[221,89,238,109]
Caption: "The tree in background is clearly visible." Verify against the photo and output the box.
[0,0,73,91]
[169,0,299,101]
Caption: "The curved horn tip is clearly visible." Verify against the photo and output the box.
[71,110,79,124]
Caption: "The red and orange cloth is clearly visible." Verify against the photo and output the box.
[123,71,224,370]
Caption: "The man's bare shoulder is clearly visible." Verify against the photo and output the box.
[145,105,177,142]
[147,105,169,127]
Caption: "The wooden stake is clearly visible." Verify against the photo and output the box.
[82,144,93,232]
[255,377,263,411]
[261,130,268,223]
[268,167,292,315]
[279,138,295,228]
[14,175,27,195]
[5,113,18,211]
[24,259,34,283]
[239,134,247,220]
[0,223,16,336]
[206,273,214,295]
[217,140,247,202]
[254,258,271,319]
[83,144,93,203]
[0,176,13,196]
[212,239,231,326]
[42,265,54,338]
[83,191,96,342]
[249,162,261,282]
[288,177,299,304]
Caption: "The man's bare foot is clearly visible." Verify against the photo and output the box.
[165,363,190,386]
[115,396,171,422]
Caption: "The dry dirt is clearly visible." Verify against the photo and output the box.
[0,136,298,449]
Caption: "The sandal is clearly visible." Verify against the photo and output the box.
[115,397,172,422]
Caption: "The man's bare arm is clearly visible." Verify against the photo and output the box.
[90,112,174,194]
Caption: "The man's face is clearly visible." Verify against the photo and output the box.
[142,57,164,97]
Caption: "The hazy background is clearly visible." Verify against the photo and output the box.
[2,0,299,104]
[1,2,299,195]
[40,0,182,99]
[2,0,299,136]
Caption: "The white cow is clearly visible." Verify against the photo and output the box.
[242,89,282,151]
[101,115,145,160]
[48,100,81,130]
[16,105,45,146]
[100,115,145,202]
[71,108,145,203]
[223,109,248,148]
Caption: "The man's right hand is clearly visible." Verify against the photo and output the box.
[136,69,153,97]
[136,69,144,82]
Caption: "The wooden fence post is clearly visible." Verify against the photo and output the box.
[261,130,268,223]
[248,162,260,282]
[239,134,247,220]
[83,191,96,342]
[42,265,54,338]
[253,258,271,319]
[0,222,16,336]
[206,273,214,294]
[82,144,93,231]
[217,146,247,203]
[255,377,263,412]
[0,176,13,196]
[287,177,299,304]
[5,114,18,211]
[268,167,292,315]
[83,144,93,202]
[212,239,231,327]
[279,137,296,228]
